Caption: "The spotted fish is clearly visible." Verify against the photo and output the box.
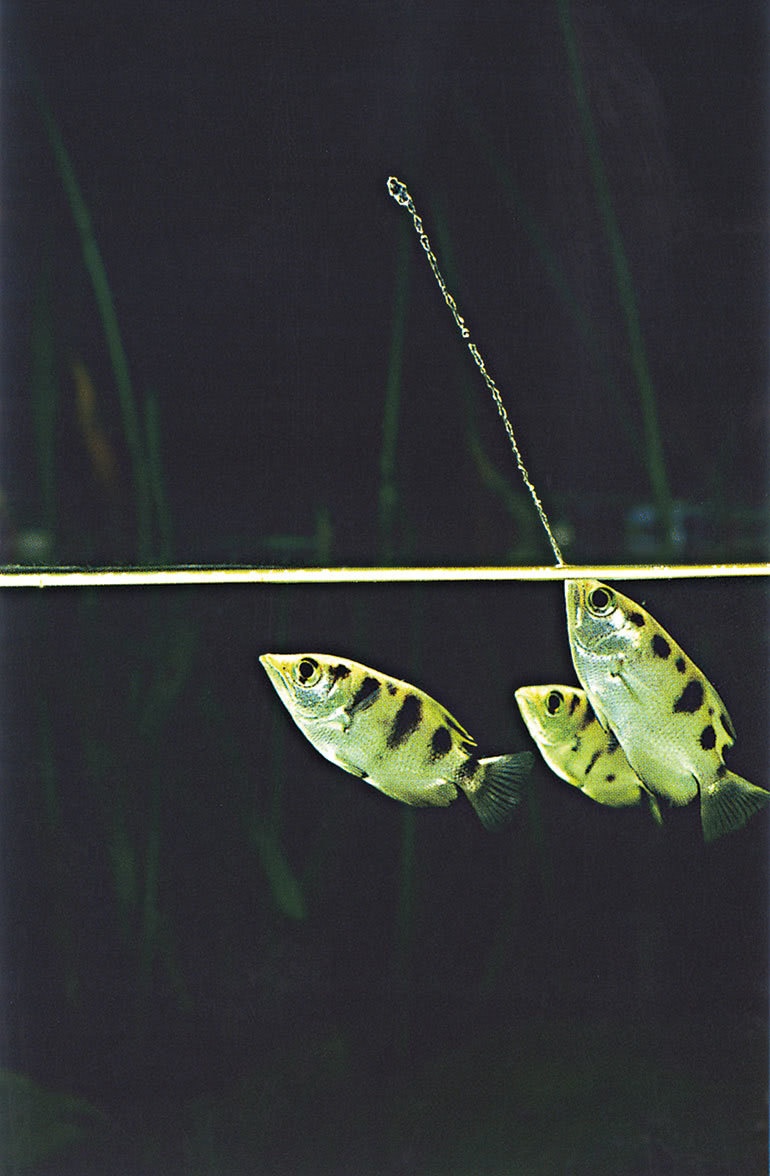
[515,684,662,822]
[564,579,769,841]
[259,653,533,830]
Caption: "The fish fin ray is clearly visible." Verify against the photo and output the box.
[700,771,770,843]
[645,790,664,825]
[468,752,534,831]
[438,704,476,746]
[330,751,368,779]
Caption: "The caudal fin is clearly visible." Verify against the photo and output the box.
[700,771,770,843]
[468,752,534,831]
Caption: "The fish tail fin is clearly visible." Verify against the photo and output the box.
[700,771,770,843]
[468,751,534,831]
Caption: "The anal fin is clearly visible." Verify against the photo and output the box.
[643,788,664,826]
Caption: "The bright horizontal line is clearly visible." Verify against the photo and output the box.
[0,563,768,587]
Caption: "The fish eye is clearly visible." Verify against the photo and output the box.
[294,657,321,686]
[587,586,614,615]
[546,690,563,715]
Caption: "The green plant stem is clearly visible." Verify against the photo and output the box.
[144,388,173,562]
[33,82,152,561]
[139,773,162,990]
[556,0,674,546]
[30,257,59,543]
[456,98,638,455]
[433,209,545,560]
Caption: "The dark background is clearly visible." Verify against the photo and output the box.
[4,0,768,567]
[2,1,769,1172]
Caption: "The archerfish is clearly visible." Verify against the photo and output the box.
[564,579,769,842]
[259,653,533,831]
[515,684,661,822]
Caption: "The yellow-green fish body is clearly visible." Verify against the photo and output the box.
[565,579,769,841]
[259,653,533,830]
[515,684,661,821]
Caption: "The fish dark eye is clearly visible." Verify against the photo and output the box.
[587,586,614,615]
[546,690,563,715]
[295,657,321,686]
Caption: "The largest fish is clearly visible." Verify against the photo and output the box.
[259,653,533,830]
[564,579,769,841]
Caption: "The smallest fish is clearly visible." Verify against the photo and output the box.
[515,685,662,822]
[260,653,533,830]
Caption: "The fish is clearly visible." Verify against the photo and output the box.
[259,653,533,830]
[564,579,770,841]
[514,684,662,822]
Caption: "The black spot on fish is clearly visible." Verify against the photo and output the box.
[675,657,686,673]
[386,682,398,695]
[651,634,670,659]
[578,706,596,730]
[700,724,716,750]
[458,754,480,781]
[348,676,381,716]
[629,611,646,627]
[605,773,616,783]
[585,748,602,776]
[716,763,727,779]
[673,679,704,714]
[331,663,351,681]
[430,726,453,759]
[387,693,422,749]
[568,692,580,715]
[720,711,736,741]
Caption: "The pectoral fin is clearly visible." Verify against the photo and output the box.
[330,750,369,779]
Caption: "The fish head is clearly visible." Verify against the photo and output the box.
[515,684,588,746]
[259,653,352,719]
[565,579,645,664]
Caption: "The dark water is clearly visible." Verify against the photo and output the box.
[3,579,767,1172]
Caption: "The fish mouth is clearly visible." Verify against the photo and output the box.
[514,689,554,747]
[513,688,536,724]
[259,653,291,695]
